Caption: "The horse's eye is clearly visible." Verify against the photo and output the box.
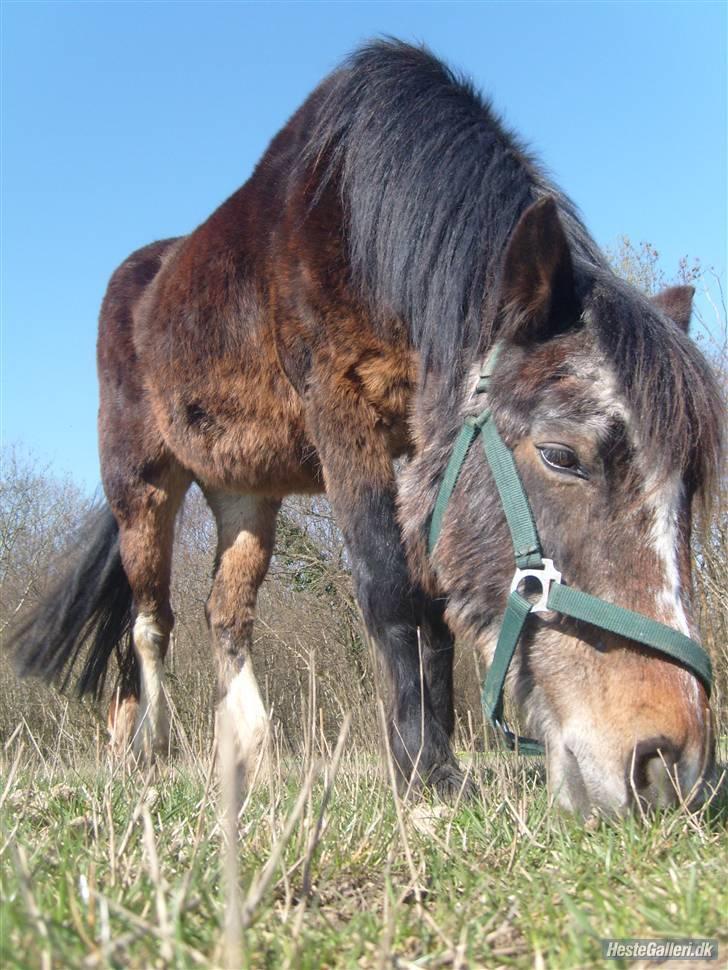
[537,444,587,478]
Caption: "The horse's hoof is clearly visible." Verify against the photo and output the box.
[427,762,476,801]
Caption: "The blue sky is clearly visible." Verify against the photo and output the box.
[2,0,726,492]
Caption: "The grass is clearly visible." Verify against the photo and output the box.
[1,714,727,970]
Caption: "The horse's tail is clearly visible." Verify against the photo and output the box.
[10,504,138,700]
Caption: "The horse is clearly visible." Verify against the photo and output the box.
[10,40,722,815]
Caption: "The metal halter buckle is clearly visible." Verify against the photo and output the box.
[510,559,562,613]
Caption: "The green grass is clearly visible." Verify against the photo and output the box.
[2,725,727,970]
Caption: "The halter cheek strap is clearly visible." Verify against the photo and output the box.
[428,345,712,756]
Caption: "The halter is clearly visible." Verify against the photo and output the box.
[428,344,713,756]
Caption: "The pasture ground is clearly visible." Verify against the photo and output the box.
[1,717,726,970]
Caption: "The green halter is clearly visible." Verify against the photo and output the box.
[428,345,713,756]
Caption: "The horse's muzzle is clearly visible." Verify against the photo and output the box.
[551,733,713,817]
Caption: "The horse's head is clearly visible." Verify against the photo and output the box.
[415,197,722,816]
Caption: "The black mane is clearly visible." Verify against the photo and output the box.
[304,38,603,371]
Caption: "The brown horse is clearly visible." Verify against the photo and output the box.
[11,41,722,814]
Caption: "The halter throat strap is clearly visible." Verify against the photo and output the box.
[428,345,712,755]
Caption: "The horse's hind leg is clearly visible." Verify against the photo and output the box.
[109,463,190,758]
[107,681,139,754]
[204,490,279,786]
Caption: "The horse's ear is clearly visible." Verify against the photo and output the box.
[499,196,579,344]
[651,285,695,333]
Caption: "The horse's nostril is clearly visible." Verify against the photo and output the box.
[630,737,681,802]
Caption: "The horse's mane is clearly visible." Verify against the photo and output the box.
[304,38,603,370]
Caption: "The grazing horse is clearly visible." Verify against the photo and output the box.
[11,41,721,814]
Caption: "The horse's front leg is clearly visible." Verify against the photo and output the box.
[338,486,465,795]
[306,400,464,797]
[417,594,456,741]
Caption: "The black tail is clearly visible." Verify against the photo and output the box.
[10,504,139,700]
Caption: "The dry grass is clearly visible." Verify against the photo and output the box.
[1,670,727,970]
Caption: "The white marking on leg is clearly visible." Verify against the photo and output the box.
[132,613,170,758]
[221,658,269,780]
[204,490,277,788]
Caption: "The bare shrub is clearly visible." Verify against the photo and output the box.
[0,446,100,747]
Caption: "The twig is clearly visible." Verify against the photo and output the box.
[301,714,351,895]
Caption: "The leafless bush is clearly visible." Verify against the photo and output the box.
[0,446,101,746]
